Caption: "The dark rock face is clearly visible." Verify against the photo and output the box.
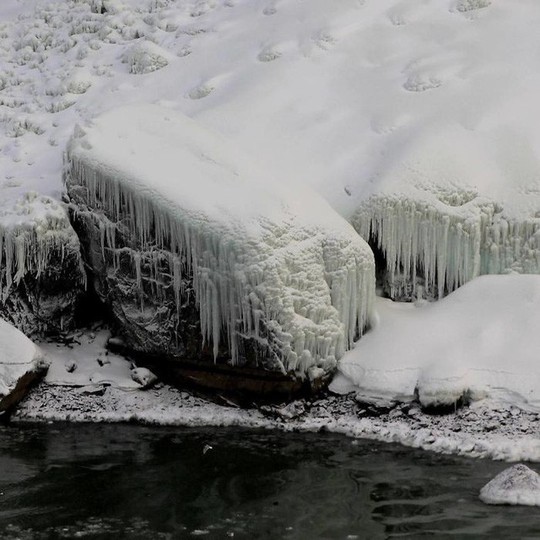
[67,188,309,400]
[0,236,85,338]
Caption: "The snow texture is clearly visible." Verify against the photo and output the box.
[480,464,540,506]
[334,275,540,410]
[0,317,46,398]
[65,105,375,377]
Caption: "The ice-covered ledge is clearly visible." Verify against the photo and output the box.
[0,193,85,336]
[64,105,375,391]
[351,125,540,300]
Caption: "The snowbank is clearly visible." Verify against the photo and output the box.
[65,105,375,378]
[333,275,540,409]
[0,317,47,411]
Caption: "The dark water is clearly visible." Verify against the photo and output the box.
[0,424,539,539]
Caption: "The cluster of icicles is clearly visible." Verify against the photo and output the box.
[65,154,375,378]
[352,195,540,299]
[0,194,83,302]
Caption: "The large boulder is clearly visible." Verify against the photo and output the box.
[0,317,48,415]
[480,464,540,506]
[64,105,375,398]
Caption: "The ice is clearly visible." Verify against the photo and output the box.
[480,464,540,506]
[0,316,46,398]
[333,274,540,409]
[65,105,375,377]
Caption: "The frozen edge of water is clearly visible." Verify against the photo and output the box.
[12,383,540,463]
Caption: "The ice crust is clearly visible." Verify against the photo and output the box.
[480,464,540,506]
[0,317,45,397]
[65,105,375,376]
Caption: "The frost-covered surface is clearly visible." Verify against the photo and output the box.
[66,105,375,376]
[480,464,540,506]
[0,317,46,399]
[333,275,540,409]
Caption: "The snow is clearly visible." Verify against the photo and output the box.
[2,0,540,299]
[480,464,540,506]
[66,105,375,376]
[333,275,540,409]
[0,317,46,398]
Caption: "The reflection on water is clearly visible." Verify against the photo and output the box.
[0,423,538,539]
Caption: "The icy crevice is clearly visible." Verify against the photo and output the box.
[352,194,540,299]
[65,106,375,378]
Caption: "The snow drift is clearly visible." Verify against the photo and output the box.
[333,274,540,409]
[65,105,375,380]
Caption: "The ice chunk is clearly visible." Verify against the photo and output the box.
[480,464,540,506]
[131,367,158,389]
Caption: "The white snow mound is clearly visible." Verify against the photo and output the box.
[480,464,540,506]
[0,317,45,398]
[65,104,375,377]
[333,274,540,409]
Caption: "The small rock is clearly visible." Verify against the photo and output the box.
[480,464,540,506]
[130,367,158,389]
[65,361,77,373]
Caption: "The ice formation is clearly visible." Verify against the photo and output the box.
[65,105,375,377]
[0,316,46,399]
[0,193,84,302]
[352,126,540,299]
[480,464,540,506]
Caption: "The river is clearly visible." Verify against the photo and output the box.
[0,423,538,539]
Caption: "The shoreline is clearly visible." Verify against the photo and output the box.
[12,381,540,463]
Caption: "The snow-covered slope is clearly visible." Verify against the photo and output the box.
[2,0,540,299]
[66,105,374,377]
[332,275,540,410]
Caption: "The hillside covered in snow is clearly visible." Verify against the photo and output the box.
[2,0,540,408]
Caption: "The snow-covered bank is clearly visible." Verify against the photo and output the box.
[333,275,540,410]
[13,383,540,463]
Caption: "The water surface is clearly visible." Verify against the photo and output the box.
[0,423,538,539]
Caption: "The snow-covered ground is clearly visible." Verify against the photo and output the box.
[2,0,540,460]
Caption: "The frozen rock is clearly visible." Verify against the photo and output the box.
[65,105,375,397]
[480,464,540,506]
[0,193,86,337]
[0,317,48,414]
